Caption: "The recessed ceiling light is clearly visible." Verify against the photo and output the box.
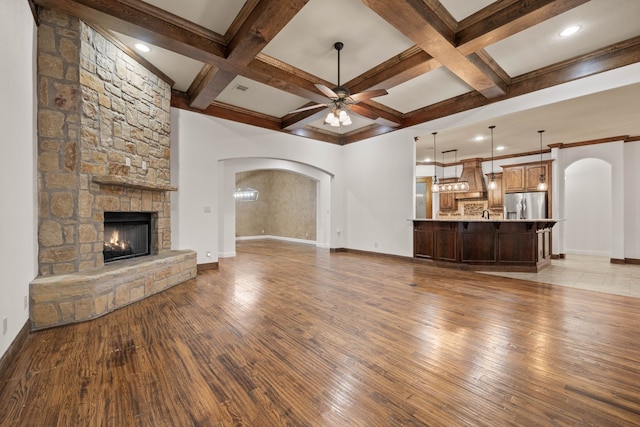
[496,146,505,151]
[560,25,581,37]
[474,135,484,142]
[134,43,151,53]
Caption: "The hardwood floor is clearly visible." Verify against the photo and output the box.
[2,239,640,426]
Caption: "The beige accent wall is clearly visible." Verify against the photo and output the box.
[236,170,316,240]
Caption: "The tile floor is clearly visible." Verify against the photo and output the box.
[482,254,640,298]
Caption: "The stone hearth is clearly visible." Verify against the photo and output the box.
[30,250,195,329]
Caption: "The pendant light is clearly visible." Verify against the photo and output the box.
[431,132,439,193]
[488,125,497,190]
[537,130,548,191]
[437,149,469,193]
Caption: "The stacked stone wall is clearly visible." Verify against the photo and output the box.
[37,8,82,276]
[37,9,173,276]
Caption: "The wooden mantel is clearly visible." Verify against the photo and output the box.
[93,175,178,192]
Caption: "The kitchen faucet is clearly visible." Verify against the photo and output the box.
[482,209,490,220]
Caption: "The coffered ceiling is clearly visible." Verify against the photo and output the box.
[33,0,640,160]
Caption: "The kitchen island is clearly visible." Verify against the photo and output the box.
[413,219,558,272]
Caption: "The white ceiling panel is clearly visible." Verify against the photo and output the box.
[485,0,640,77]
[439,0,497,21]
[262,0,414,85]
[379,68,472,114]
[142,0,246,35]
[415,81,640,162]
[112,32,204,92]
[215,76,310,117]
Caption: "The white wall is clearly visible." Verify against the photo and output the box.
[171,109,345,263]
[171,72,640,267]
[0,0,37,358]
[171,110,418,261]
[342,130,416,256]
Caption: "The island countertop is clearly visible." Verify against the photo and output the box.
[412,219,558,272]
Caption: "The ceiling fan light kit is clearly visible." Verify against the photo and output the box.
[288,42,388,127]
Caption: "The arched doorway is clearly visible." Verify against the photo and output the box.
[218,158,333,257]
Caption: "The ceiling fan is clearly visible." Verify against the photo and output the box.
[289,42,388,127]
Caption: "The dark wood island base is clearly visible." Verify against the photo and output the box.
[413,220,558,272]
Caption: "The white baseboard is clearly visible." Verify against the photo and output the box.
[236,235,317,246]
[564,249,611,257]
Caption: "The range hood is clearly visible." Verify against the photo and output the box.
[454,158,487,200]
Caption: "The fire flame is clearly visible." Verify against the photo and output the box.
[110,230,126,249]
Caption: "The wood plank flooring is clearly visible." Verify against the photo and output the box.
[2,239,640,426]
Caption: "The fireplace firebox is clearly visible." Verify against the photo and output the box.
[103,212,151,263]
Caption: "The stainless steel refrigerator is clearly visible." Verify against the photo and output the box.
[504,192,547,219]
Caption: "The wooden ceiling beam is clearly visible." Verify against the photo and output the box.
[457,0,591,55]
[341,124,398,145]
[403,36,640,128]
[285,128,342,145]
[281,108,327,131]
[247,54,331,104]
[187,65,237,110]
[226,0,308,65]
[349,103,403,127]
[34,0,228,64]
[362,0,507,99]
[171,91,282,131]
[345,46,441,94]
[188,0,309,109]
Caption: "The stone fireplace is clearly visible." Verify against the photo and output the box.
[30,8,196,330]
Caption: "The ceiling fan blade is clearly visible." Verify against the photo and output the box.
[288,103,328,114]
[350,89,388,102]
[315,84,339,99]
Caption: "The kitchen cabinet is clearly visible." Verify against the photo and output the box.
[502,161,552,193]
[525,164,548,191]
[503,166,525,192]
[486,172,503,209]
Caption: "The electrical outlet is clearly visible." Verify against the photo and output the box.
[125,157,131,166]
[24,295,28,310]
[142,160,147,170]
[2,317,7,335]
